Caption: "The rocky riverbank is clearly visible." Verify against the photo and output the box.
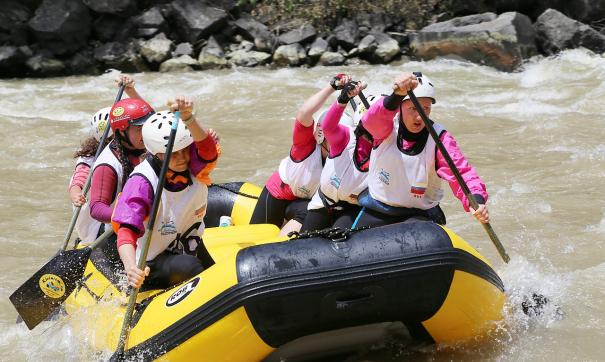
[1,0,605,78]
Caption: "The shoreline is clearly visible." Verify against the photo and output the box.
[2,1,605,78]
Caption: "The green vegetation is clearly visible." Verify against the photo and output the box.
[240,0,447,32]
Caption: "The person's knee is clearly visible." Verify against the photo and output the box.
[168,255,203,285]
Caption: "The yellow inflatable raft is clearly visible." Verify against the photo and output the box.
[61,182,505,361]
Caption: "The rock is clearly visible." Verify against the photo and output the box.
[308,37,328,60]
[172,42,193,57]
[333,19,359,50]
[358,35,377,54]
[82,0,137,16]
[318,51,345,66]
[92,15,122,42]
[233,15,276,52]
[28,0,92,56]
[159,54,198,72]
[373,32,400,63]
[93,41,148,72]
[198,36,228,69]
[273,43,307,66]
[0,46,28,77]
[66,50,100,75]
[26,54,65,76]
[535,8,605,55]
[139,33,173,63]
[133,6,167,39]
[227,49,271,67]
[167,0,229,44]
[238,40,254,52]
[278,23,316,45]
[410,12,537,72]
[0,0,31,46]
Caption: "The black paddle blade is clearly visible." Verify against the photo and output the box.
[9,247,92,330]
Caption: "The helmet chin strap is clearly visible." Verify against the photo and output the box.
[119,129,134,148]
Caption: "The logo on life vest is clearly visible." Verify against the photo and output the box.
[39,274,66,299]
[159,220,177,235]
[194,205,207,219]
[378,169,390,185]
[166,277,200,307]
[112,106,125,117]
[297,186,311,197]
[410,185,426,198]
[330,175,342,189]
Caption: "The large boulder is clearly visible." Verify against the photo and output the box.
[93,41,148,72]
[278,23,316,45]
[66,50,100,75]
[308,37,328,60]
[233,15,276,52]
[92,15,122,42]
[82,0,137,16]
[167,0,229,44]
[0,1,31,46]
[410,12,537,72]
[132,6,168,39]
[198,36,228,69]
[372,32,400,63]
[535,8,605,55]
[273,43,307,66]
[333,19,359,50]
[28,0,91,56]
[138,33,173,63]
[227,49,271,67]
[318,51,345,66]
[159,55,198,72]
[26,54,66,76]
[0,46,28,77]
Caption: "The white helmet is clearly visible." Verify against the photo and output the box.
[142,111,193,154]
[90,107,112,141]
[352,94,378,127]
[403,72,436,104]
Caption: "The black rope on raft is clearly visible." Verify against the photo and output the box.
[288,226,369,242]
[210,183,259,200]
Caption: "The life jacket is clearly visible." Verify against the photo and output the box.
[277,144,322,199]
[132,158,208,262]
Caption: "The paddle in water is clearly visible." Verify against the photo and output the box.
[114,111,181,358]
[10,228,114,329]
[405,76,556,316]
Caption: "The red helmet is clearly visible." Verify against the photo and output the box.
[109,99,154,131]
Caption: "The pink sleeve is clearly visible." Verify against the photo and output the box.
[69,163,90,190]
[361,96,398,145]
[322,101,350,157]
[89,165,118,223]
[112,175,154,234]
[265,171,296,201]
[435,132,488,211]
[290,119,316,161]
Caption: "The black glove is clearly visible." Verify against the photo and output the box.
[337,81,358,104]
[330,73,347,90]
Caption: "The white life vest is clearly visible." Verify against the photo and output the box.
[367,121,446,210]
[278,144,323,199]
[133,159,208,262]
[308,126,368,210]
[75,147,124,244]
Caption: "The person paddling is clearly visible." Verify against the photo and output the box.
[249,74,353,236]
[355,72,490,227]
[68,107,113,208]
[74,76,151,249]
[112,97,219,289]
[300,81,376,231]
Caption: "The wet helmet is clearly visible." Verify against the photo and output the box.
[352,94,378,126]
[90,107,112,141]
[403,72,436,104]
[109,98,154,131]
[142,111,193,154]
